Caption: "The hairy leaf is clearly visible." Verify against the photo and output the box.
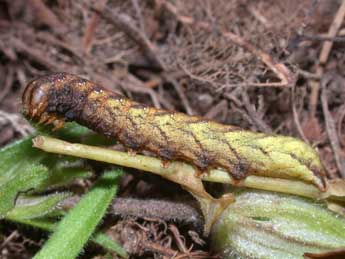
[0,164,50,217]
[11,217,127,258]
[0,137,44,184]
[211,190,345,259]
[6,193,70,220]
[34,169,122,259]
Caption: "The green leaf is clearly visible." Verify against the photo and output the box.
[0,137,44,184]
[6,193,70,220]
[34,169,122,259]
[36,122,114,146]
[211,189,345,259]
[13,217,57,231]
[93,232,128,258]
[42,168,92,189]
[11,217,127,258]
[38,156,92,190]
[0,125,93,218]
[0,164,50,218]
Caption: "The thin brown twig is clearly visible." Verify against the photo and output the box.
[0,231,19,250]
[90,4,165,70]
[131,0,146,35]
[300,34,345,42]
[337,104,345,146]
[298,69,321,80]
[204,100,228,119]
[28,0,67,35]
[13,22,83,61]
[319,0,345,64]
[321,74,345,178]
[158,0,296,88]
[291,84,310,144]
[0,66,14,103]
[126,74,162,108]
[10,37,64,70]
[169,224,188,253]
[221,31,295,87]
[247,5,272,29]
[144,241,177,257]
[309,0,345,122]
[165,75,194,115]
[16,67,28,89]
[241,90,272,133]
[0,110,34,137]
[308,66,323,119]
[169,224,212,259]
[82,0,108,54]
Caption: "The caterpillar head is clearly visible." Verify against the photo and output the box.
[22,72,74,129]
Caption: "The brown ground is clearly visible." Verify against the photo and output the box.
[0,0,345,258]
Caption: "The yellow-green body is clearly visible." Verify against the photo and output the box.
[22,73,327,190]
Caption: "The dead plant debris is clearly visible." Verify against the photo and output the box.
[1,0,345,258]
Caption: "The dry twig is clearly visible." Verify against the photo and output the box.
[241,90,272,133]
[82,0,108,54]
[28,0,67,35]
[165,75,195,115]
[0,110,34,137]
[319,0,345,64]
[157,0,296,88]
[90,4,165,70]
[291,84,310,144]
[10,37,64,70]
[0,66,14,103]
[338,104,345,146]
[321,75,345,178]
[310,0,345,119]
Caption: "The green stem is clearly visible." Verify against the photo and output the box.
[33,136,321,199]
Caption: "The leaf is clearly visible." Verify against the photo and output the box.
[11,217,127,258]
[0,164,50,218]
[6,193,70,220]
[33,169,122,259]
[13,217,57,231]
[0,124,94,219]
[42,168,92,190]
[0,137,44,184]
[38,156,92,190]
[93,232,128,258]
[211,189,345,259]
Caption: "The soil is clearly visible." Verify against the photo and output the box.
[0,0,345,258]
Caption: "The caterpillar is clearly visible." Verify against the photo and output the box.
[22,72,327,190]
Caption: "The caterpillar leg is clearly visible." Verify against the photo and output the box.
[127,148,137,156]
[52,119,65,131]
[44,116,59,126]
[161,160,171,169]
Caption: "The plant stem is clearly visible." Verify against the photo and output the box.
[33,136,321,199]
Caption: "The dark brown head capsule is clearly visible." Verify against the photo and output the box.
[22,76,49,120]
[22,72,77,128]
